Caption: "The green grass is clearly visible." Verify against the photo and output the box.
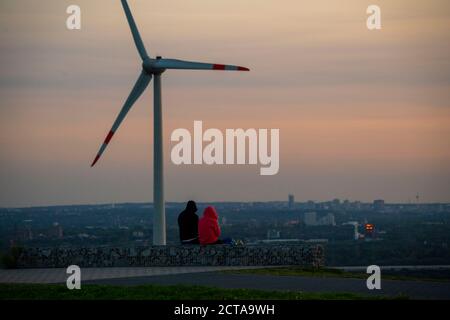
[0,283,388,300]
[223,267,448,282]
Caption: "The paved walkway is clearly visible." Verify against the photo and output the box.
[0,266,266,284]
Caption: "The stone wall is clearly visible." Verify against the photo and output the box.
[16,244,324,268]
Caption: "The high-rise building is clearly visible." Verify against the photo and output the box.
[317,213,336,226]
[288,194,295,209]
[304,212,317,226]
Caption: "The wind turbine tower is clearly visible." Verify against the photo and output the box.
[91,0,249,245]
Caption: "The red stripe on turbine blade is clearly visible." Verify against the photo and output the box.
[238,66,250,71]
[104,130,115,144]
[213,64,226,70]
[91,154,100,167]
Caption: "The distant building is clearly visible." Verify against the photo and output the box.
[288,194,295,209]
[373,199,385,212]
[317,213,336,226]
[19,227,33,241]
[49,222,63,239]
[353,201,362,210]
[304,239,328,243]
[303,212,335,226]
[304,212,317,226]
[343,221,361,240]
[332,199,340,206]
[267,229,281,240]
[132,231,144,238]
[343,199,350,210]
[285,220,300,226]
[259,239,302,244]
[306,200,315,210]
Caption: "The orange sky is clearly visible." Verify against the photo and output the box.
[0,0,449,206]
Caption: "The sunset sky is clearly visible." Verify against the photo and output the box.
[0,0,449,207]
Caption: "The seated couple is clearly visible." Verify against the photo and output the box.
[178,200,231,245]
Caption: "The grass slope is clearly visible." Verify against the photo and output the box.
[0,283,385,300]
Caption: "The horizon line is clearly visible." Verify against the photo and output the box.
[1,200,449,210]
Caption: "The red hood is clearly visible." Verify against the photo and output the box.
[203,206,218,220]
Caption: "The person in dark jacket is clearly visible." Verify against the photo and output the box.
[178,200,199,244]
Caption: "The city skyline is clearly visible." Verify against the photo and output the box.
[1,0,449,207]
[1,196,446,210]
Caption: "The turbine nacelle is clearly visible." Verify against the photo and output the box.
[142,57,166,75]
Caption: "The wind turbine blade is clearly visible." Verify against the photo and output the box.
[91,71,152,167]
[121,0,149,60]
[154,59,250,71]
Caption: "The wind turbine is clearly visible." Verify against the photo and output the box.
[91,0,249,245]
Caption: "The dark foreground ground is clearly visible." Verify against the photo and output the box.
[85,271,450,300]
[0,283,378,300]
[1,266,449,300]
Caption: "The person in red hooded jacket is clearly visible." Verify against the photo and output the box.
[198,206,222,245]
